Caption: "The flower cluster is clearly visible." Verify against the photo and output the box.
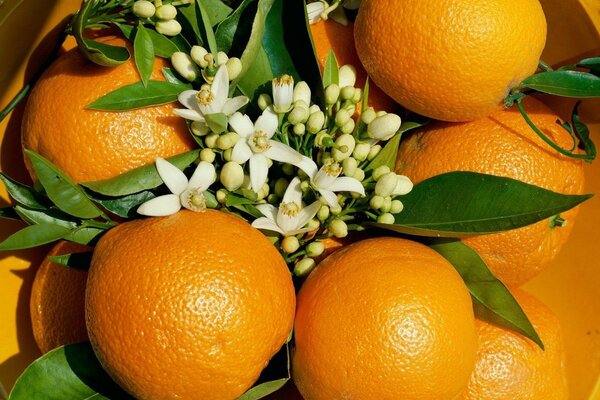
[132,0,193,36]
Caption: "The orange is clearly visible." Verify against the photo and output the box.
[292,237,477,400]
[30,241,90,354]
[396,97,584,287]
[21,36,195,183]
[460,289,568,400]
[310,19,397,113]
[85,210,296,400]
[354,0,547,122]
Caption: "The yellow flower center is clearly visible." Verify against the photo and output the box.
[273,74,294,87]
[181,188,207,212]
[323,159,342,176]
[280,201,301,218]
[196,88,214,106]
[249,130,271,153]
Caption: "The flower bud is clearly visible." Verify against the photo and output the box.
[155,4,177,20]
[377,212,395,224]
[372,165,391,181]
[282,236,300,253]
[293,81,311,105]
[367,144,382,160]
[360,107,377,125]
[216,189,228,204]
[330,205,342,215]
[205,133,219,148]
[317,205,330,221]
[289,105,310,125]
[340,118,355,135]
[272,74,294,113]
[368,113,401,141]
[282,163,294,176]
[293,123,306,136]
[225,57,242,80]
[216,132,239,150]
[190,46,209,68]
[220,161,244,191]
[370,195,384,210]
[375,172,398,197]
[300,180,310,192]
[216,51,229,66]
[223,148,233,162]
[156,19,182,36]
[274,178,289,198]
[294,257,316,277]
[257,93,272,111]
[353,168,365,182]
[335,109,351,127]
[325,84,340,105]
[342,157,358,177]
[340,86,355,101]
[339,64,357,88]
[307,111,325,133]
[306,218,320,231]
[393,175,414,196]
[352,142,370,161]
[381,196,392,213]
[352,88,362,104]
[171,51,199,81]
[306,241,325,257]
[390,199,404,214]
[309,104,321,114]
[330,219,348,238]
[200,148,215,163]
[133,0,156,18]
[376,110,387,117]
[191,121,209,136]
[332,134,356,161]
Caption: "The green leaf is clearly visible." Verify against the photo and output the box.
[572,102,596,159]
[196,0,219,55]
[237,47,274,99]
[322,49,339,87]
[377,171,592,237]
[8,342,133,400]
[0,207,20,221]
[364,132,402,171]
[518,70,600,98]
[226,192,256,207]
[25,150,104,219]
[82,150,200,196]
[134,24,155,87]
[162,67,186,84]
[48,252,93,271]
[202,0,233,24]
[361,78,370,112]
[0,173,47,210]
[14,206,77,229]
[236,0,276,81]
[86,80,190,111]
[92,191,156,218]
[0,224,72,251]
[427,239,543,348]
[65,227,106,246]
[216,0,257,54]
[205,112,228,134]
[261,0,300,79]
[119,24,180,58]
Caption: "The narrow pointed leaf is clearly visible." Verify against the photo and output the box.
[48,252,93,271]
[134,24,155,87]
[237,0,276,81]
[427,239,543,348]
[86,80,191,111]
[65,227,106,246]
[119,24,180,58]
[205,112,228,134]
[8,342,133,400]
[162,67,186,84]
[0,173,47,210]
[14,206,77,229]
[0,224,72,251]
[323,49,339,86]
[238,338,290,400]
[196,0,219,55]
[92,191,156,218]
[215,0,257,54]
[518,70,600,98]
[0,207,20,220]
[25,150,103,219]
[364,133,402,172]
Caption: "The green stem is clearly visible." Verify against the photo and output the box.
[538,59,554,72]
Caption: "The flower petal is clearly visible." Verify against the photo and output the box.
[222,96,249,116]
[313,168,338,189]
[254,108,278,137]
[177,90,201,112]
[173,108,205,121]
[256,203,278,220]
[282,177,303,205]
[188,161,216,190]
[210,65,229,111]
[318,189,340,208]
[296,156,318,179]
[137,194,181,216]
[393,175,414,196]
[231,141,253,164]
[264,141,303,164]
[290,200,321,234]
[306,1,325,24]
[229,112,254,138]
[249,154,269,193]
[251,217,284,234]
[155,157,188,195]
[328,176,366,195]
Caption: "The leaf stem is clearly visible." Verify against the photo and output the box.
[538,59,553,72]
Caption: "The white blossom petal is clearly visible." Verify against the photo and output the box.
[155,158,188,195]
[318,189,340,208]
[137,194,181,216]
[264,141,303,164]
[277,212,298,235]
[251,217,284,234]
[222,96,249,116]
[392,175,414,196]
[231,141,253,164]
[297,156,319,179]
[188,161,216,190]
[173,108,205,121]
[177,90,201,113]
[210,65,229,111]
[314,168,338,189]
[255,108,279,137]
[249,154,269,192]
[255,203,278,220]
[307,2,325,24]
[328,177,365,195]
[288,200,321,234]
[229,112,255,138]
[282,177,303,205]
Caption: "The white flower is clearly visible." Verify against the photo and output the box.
[272,75,294,113]
[173,65,248,122]
[301,157,365,208]
[229,108,307,193]
[137,158,216,216]
[307,1,326,24]
[252,177,321,236]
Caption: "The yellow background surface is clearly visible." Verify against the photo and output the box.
[0,0,599,398]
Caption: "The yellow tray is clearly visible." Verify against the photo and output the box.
[1,0,599,398]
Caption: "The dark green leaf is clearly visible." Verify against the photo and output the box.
[0,173,47,210]
[226,192,256,207]
[0,207,20,220]
[82,150,200,196]
[120,24,181,58]
[86,80,190,111]
[25,150,104,219]
[364,133,402,171]
[261,0,299,79]
[48,252,93,271]
[8,342,133,400]
[202,0,233,24]
[323,49,339,87]
[578,57,600,74]
[518,70,600,98]
[178,4,203,44]
[427,239,543,348]
[14,206,77,229]
[0,224,71,251]
[237,47,274,99]
[377,171,592,237]
[134,24,155,87]
[65,227,106,246]
[196,0,219,54]
[236,0,275,81]
[162,67,186,84]
[92,191,156,218]
[361,78,370,112]
[572,103,596,159]
[216,0,257,54]
[205,113,228,134]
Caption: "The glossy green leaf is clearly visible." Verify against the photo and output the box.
[572,103,596,160]
[216,0,256,54]
[323,49,339,87]
[364,133,402,171]
[205,113,228,134]
[25,150,103,219]
[119,24,180,58]
[0,224,72,251]
[578,56,600,73]
[427,239,543,348]
[162,67,186,84]
[48,252,93,271]
[92,191,156,218]
[0,173,47,210]
[0,207,20,220]
[196,0,219,54]
[14,206,77,229]
[178,4,203,44]
[8,342,133,400]
[237,0,276,81]
[65,227,106,246]
[203,0,234,23]
[226,192,255,207]
[261,0,299,79]
[518,70,600,98]
[237,47,274,99]
[134,24,155,87]
[377,171,592,237]
[361,78,370,112]
[82,150,200,196]
[86,80,190,111]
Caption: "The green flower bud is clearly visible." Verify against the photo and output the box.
[360,107,377,125]
[294,257,316,277]
[216,51,229,66]
[375,172,398,197]
[200,148,215,163]
[353,168,365,182]
[325,84,340,105]
[300,180,310,192]
[220,161,244,191]
[372,165,391,181]
[376,110,388,117]
[332,134,356,161]
[282,163,294,176]
[352,88,363,104]
[342,157,358,177]
[330,219,348,238]
[352,142,370,161]
[155,4,177,20]
[330,205,342,215]
[377,212,395,224]
[317,205,330,221]
[319,151,332,165]
[216,189,228,204]
[274,178,289,197]
[282,236,300,253]
[205,133,219,148]
[344,104,357,115]
[242,174,252,190]
[191,121,209,136]
[156,19,182,36]
[306,218,320,231]
[257,183,270,200]
[171,51,199,81]
[370,195,384,210]
[289,105,310,125]
[368,144,382,160]
[132,0,156,18]
[335,109,351,127]
[190,46,209,68]
[340,86,355,101]
[225,57,242,80]
[306,241,325,257]
[257,93,272,111]
[309,104,321,114]
[307,111,325,133]
[315,132,334,148]
[390,199,404,214]
[267,194,278,204]
[340,118,355,135]
[223,148,233,162]
[217,132,239,150]
[293,123,306,136]
[293,81,311,105]
[381,196,392,213]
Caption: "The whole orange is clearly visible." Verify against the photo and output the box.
[21,36,195,183]
[460,290,568,400]
[354,0,547,121]
[396,98,584,287]
[310,19,397,112]
[30,241,90,354]
[85,210,296,400]
[292,237,477,400]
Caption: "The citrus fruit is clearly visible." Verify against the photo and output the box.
[396,97,584,287]
[354,0,547,121]
[85,210,296,400]
[292,237,477,400]
[460,290,568,400]
[30,241,90,354]
[310,19,397,112]
[21,36,195,183]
